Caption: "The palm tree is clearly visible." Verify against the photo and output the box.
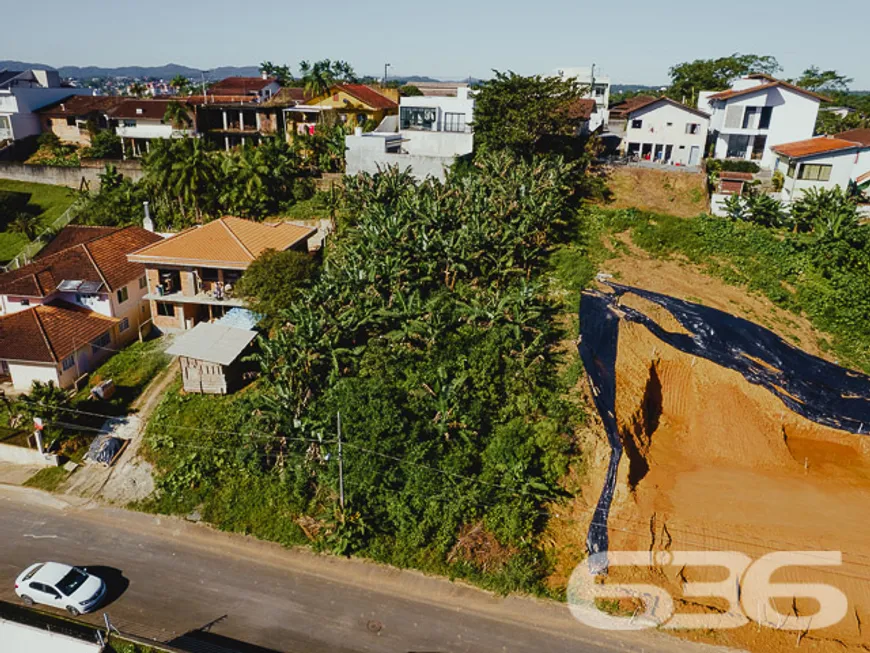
[163,101,193,131]
[9,213,39,240]
[127,82,147,98]
[170,138,220,222]
[169,75,190,96]
[299,60,335,99]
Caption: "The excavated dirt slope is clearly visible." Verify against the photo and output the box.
[553,289,870,653]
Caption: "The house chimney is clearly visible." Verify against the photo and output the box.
[262,71,268,80]
[143,201,154,232]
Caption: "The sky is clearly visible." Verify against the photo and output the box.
[4,0,868,88]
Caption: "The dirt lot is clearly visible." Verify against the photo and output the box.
[604,167,709,218]
[546,266,870,652]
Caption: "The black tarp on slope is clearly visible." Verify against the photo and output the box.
[578,284,870,571]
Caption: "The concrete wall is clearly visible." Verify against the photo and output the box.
[345,134,456,181]
[0,442,58,466]
[7,360,60,390]
[623,102,708,166]
[0,160,143,190]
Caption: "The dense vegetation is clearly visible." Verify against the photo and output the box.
[592,206,870,372]
[143,153,592,593]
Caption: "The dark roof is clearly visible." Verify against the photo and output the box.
[0,226,162,298]
[720,180,745,194]
[624,96,710,120]
[0,300,117,364]
[208,77,276,96]
[707,79,831,103]
[0,70,22,87]
[609,95,657,119]
[334,84,398,110]
[564,98,597,121]
[835,129,870,147]
[262,87,309,108]
[36,226,117,259]
[36,95,125,117]
[106,99,190,120]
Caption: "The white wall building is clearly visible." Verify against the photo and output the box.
[622,97,709,167]
[699,75,828,169]
[106,99,196,157]
[345,88,475,181]
[772,130,870,203]
[0,69,91,142]
[557,66,611,130]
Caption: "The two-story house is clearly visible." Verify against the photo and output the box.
[36,95,125,147]
[345,87,475,181]
[0,69,92,143]
[621,97,710,167]
[557,66,611,131]
[699,74,830,168]
[0,225,162,390]
[107,99,196,157]
[127,216,315,332]
[772,129,870,203]
[306,84,399,128]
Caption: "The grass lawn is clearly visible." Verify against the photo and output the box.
[23,466,69,492]
[0,179,77,263]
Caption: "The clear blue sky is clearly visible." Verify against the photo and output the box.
[4,0,867,88]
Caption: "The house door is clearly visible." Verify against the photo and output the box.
[688,146,700,166]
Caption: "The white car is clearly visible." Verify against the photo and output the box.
[14,562,107,616]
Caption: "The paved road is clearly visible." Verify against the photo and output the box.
[0,485,734,653]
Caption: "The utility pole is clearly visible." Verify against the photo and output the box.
[383,63,391,86]
[337,411,344,509]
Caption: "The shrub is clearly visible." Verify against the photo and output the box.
[705,158,760,173]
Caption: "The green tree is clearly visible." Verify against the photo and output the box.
[791,186,858,238]
[82,130,122,159]
[9,212,39,240]
[259,61,293,86]
[298,60,357,98]
[163,101,193,130]
[14,380,71,429]
[236,248,317,322]
[471,71,584,157]
[794,67,852,93]
[127,82,147,98]
[170,74,191,96]
[143,138,220,223]
[399,84,423,97]
[667,53,781,105]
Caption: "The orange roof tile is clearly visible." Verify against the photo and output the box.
[719,180,745,194]
[127,217,316,269]
[835,129,870,147]
[0,301,118,364]
[335,84,398,110]
[772,136,862,158]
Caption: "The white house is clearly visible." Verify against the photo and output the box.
[0,225,162,390]
[345,87,475,181]
[772,129,870,202]
[107,99,196,157]
[0,69,92,142]
[622,97,709,167]
[699,74,829,169]
[557,66,611,129]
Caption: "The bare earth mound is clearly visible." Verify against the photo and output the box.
[605,167,708,218]
[551,288,870,653]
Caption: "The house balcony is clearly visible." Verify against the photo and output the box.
[144,289,246,308]
[116,124,195,139]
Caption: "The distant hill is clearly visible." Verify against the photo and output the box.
[0,61,261,79]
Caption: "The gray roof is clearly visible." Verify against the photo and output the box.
[166,322,257,366]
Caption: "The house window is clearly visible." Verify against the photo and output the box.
[594,86,605,97]
[798,163,832,181]
[156,302,175,317]
[91,332,111,354]
[0,116,10,131]
[117,287,129,304]
[139,276,147,289]
[400,107,437,131]
[759,106,773,129]
[19,298,29,306]
[443,113,466,132]
[62,354,75,371]
[66,117,76,127]
[119,317,130,332]
[685,123,700,135]
[630,119,643,129]
[123,120,136,128]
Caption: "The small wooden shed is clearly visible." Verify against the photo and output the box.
[166,322,257,394]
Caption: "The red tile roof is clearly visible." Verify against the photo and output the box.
[835,129,870,147]
[0,226,162,298]
[564,98,596,120]
[609,95,657,119]
[262,87,309,107]
[719,171,755,181]
[0,301,117,364]
[106,99,192,121]
[208,77,276,96]
[36,95,126,117]
[36,226,117,259]
[707,79,831,103]
[719,180,745,194]
[772,136,863,158]
[335,84,398,110]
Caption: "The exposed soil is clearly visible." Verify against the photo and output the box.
[547,288,870,653]
[605,168,709,218]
